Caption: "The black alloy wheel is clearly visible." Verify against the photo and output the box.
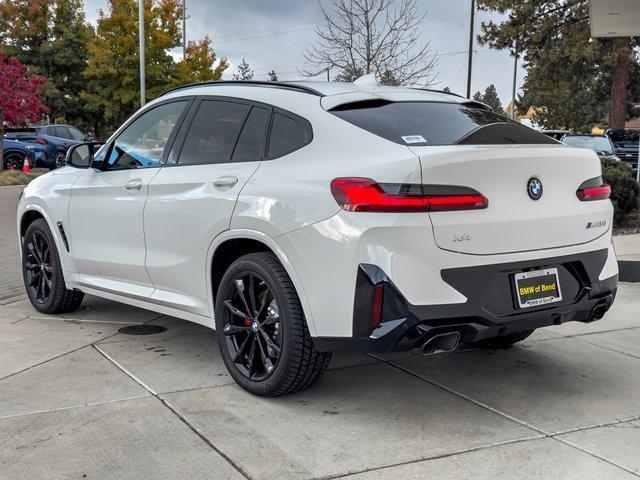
[221,272,282,381]
[22,219,84,314]
[215,252,331,396]
[24,230,54,304]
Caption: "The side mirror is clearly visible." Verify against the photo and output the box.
[65,142,105,169]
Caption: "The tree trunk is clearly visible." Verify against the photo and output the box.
[608,37,631,129]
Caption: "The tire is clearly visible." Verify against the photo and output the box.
[3,153,23,171]
[54,151,66,169]
[215,252,331,396]
[479,330,534,349]
[22,219,84,314]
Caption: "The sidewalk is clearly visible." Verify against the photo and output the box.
[614,233,640,261]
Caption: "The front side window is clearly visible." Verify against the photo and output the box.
[267,112,312,158]
[105,101,186,170]
[330,101,556,146]
[178,100,250,165]
[68,127,85,141]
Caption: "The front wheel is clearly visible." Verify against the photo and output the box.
[215,252,331,396]
[22,219,84,314]
[54,151,66,169]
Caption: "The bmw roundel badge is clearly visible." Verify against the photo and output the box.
[527,177,543,200]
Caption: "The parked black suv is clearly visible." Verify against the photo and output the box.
[606,128,639,174]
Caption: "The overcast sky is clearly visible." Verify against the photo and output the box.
[83,0,524,107]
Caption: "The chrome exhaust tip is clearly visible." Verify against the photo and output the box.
[420,331,461,356]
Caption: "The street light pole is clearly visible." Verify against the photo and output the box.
[511,41,518,120]
[466,0,475,98]
[138,0,145,107]
[182,0,186,59]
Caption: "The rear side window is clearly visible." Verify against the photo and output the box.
[231,106,270,162]
[179,100,250,165]
[330,101,556,146]
[267,112,312,158]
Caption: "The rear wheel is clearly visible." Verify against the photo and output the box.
[3,153,24,171]
[479,330,534,349]
[22,219,84,314]
[215,252,331,396]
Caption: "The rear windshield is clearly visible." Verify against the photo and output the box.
[563,136,612,151]
[330,101,556,146]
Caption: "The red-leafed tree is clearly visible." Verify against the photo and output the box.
[0,52,48,167]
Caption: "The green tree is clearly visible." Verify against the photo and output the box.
[83,0,183,134]
[232,58,254,80]
[267,70,278,81]
[477,0,639,130]
[473,84,503,111]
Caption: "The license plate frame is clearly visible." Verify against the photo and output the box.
[514,268,562,309]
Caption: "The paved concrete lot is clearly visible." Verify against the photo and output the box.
[2,186,640,479]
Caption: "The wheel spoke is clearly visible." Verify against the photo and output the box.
[234,279,253,319]
[39,274,46,300]
[43,265,53,277]
[256,334,275,374]
[259,329,281,357]
[247,338,258,379]
[27,242,41,263]
[248,274,258,316]
[223,300,249,320]
[29,271,41,287]
[256,290,273,321]
[233,333,252,363]
[223,323,250,335]
[25,263,39,272]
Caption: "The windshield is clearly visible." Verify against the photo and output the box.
[330,101,556,146]
[563,136,612,151]
[608,130,640,143]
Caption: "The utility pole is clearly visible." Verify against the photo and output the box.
[326,67,330,82]
[466,0,475,98]
[182,0,186,59]
[511,42,518,120]
[138,0,145,107]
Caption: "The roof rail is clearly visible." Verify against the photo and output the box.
[160,80,325,98]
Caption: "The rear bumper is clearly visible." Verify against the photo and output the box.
[313,249,618,353]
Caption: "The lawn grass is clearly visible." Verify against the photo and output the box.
[0,170,42,186]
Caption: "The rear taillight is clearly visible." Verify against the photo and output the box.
[577,177,611,201]
[35,138,48,145]
[330,178,488,212]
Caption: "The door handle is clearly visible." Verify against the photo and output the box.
[212,176,238,188]
[124,179,143,191]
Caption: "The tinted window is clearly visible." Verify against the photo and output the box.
[231,107,270,162]
[57,126,74,139]
[179,100,250,165]
[68,127,85,141]
[104,101,186,170]
[268,113,311,158]
[331,101,556,146]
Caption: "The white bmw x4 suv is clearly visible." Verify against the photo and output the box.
[17,79,618,396]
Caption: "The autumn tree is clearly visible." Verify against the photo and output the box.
[233,58,254,80]
[0,0,94,128]
[473,84,503,112]
[171,35,228,86]
[0,53,48,167]
[302,0,437,86]
[477,0,639,130]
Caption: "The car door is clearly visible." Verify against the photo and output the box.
[68,99,190,298]
[144,98,270,315]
